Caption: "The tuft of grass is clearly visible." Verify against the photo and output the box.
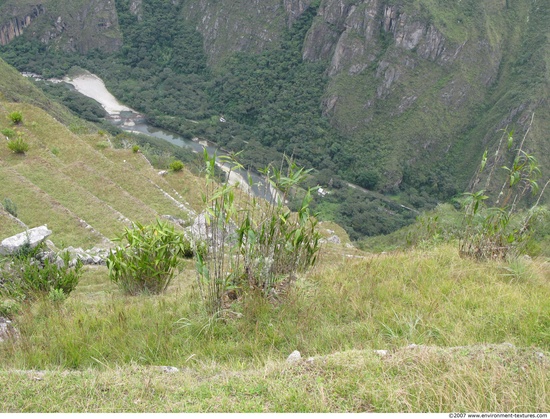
[8,110,23,124]
[7,136,29,154]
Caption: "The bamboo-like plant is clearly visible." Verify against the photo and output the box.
[194,151,321,315]
[459,114,549,260]
[107,220,192,295]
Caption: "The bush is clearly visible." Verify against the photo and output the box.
[0,243,83,300]
[169,159,184,172]
[106,220,193,295]
[1,128,16,138]
[2,198,17,217]
[48,288,67,304]
[8,111,23,124]
[7,136,29,154]
[132,145,140,153]
[0,299,21,318]
[96,141,109,150]
[459,117,548,260]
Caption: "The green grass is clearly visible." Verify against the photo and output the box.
[0,100,196,247]
[0,244,549,411]
[0,344,547,412]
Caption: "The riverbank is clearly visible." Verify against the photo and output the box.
[63,71,132,115]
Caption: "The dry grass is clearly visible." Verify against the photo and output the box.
[0,343,547,412]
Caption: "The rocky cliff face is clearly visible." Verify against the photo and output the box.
[0,0,122,53]
[182,0,313,64]
[298,0,535,192]
[0,4,45,46]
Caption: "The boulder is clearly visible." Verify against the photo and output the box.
[0,225,52,255]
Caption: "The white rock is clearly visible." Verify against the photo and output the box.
[0,226,52,255]
[286,350,301,364]
[374,350,388,356]
[160,366,179,373]
[0,317,20,343]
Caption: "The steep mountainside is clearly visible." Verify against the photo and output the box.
[0,58,201,248]
[0,0,548,238]
[0,0,121,53]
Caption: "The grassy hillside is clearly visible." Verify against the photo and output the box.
[0,58,201,248]
[1,0,547,241]
[1,244,549,412]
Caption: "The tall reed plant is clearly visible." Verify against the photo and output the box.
[459,114,549,259]
[194,151,321,315]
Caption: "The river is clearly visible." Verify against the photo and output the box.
[61,71,276,201]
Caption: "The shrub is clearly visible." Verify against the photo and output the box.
[96,141,109,150]
[51,147,60,156]
[17,252,82,297]
[459,115,548,260]
[7,136,29,154]
[48,288,67,304]
[8,111,22,124]
[106,220,193,295]
[2,198,17,217]
[0,299,21,318]
[169,159,184,172]
[1,128,16,138]
[0,243,83,300]
[132,145,140,153]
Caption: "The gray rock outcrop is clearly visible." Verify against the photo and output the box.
[0,225,52,256]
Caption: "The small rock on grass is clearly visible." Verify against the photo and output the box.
[160,366,179,373]
[286,350,301,364]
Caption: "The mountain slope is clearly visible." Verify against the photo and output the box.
[0,58,200,248]
[0,0,548,239]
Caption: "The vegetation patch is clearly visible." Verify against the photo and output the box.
[6,135,29,154]
[107,220,193,295]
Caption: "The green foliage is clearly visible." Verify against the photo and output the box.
[131,144,140,153]
[1,127,16,138]
[0,243,83,300]
[48,288,67,304]
[169,159,184,172]
[459,118,547,260]
[7,135,29,154]
[2,197,17,217]
[195,152,321,315]
[8,110,22,124]
[106,220,193,295]
[95,140,109,150]
[38,81,107,122]
[0,299,21,318]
